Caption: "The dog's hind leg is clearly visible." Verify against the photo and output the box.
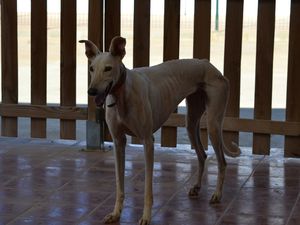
[186,90,207,197]
[139,136,154,225]
[205,78,228,204]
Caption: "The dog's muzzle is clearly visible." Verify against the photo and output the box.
[88,81,113,107]
[87,88,98,96]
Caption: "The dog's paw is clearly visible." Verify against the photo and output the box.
[103,212,120,224]
[188,186,200,198]
[139,217,151,225]
[209,192,222,204]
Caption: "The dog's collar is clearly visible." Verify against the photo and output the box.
[107,64,127,108]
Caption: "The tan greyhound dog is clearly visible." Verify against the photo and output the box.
[80,36,241,225]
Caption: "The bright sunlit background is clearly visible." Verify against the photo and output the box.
[1,0,291,109]
[0,0,291,144]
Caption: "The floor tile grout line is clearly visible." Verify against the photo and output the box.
[214,155,266,225]
[4,140,289,225]
[13,144,146,225]
[1,148,69,188]
[3,144,98,192]
[6,202,40,225]
[76,152,197,223]
[5,178,76,225]
[2,176,19,187]
[5,153,113,225]
[151,153,265,221]
[150,166,199,220]
[76,168,146,224]
[285,189,300,225]
[76,191,116,224]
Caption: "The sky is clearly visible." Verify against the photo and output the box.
[17,0,291,17]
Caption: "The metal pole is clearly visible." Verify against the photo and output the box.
[86,107,105,151]
[215,0,219,31]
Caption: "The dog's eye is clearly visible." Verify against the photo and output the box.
[104,66,112,72]
[89,66,94,72]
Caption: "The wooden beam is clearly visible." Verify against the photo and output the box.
[285,0,300,157]
[105,0,120,51]
[253,0,276,155]
[193,0,211,149]
[193,0,211,60]
[103,0,120,142]
[133,0,150,68]
[223,118,300,137]
[1,0,18,137]
[88,0,103,122]
[223,0,244,147]
[161,0,180,147]
[88,0,104,51]
[132,0,151,144]
[0,104,298,137]
[162,113,300,137]
[0,104,87,120]
[31,0,47,138]
[60,0,77,139]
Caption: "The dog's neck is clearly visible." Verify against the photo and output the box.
[107,64,127,108]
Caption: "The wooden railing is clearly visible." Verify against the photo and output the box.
[0,0,299,157]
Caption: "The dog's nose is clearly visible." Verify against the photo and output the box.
[88,88,98,96]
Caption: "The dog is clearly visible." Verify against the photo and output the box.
[80,36,241,225]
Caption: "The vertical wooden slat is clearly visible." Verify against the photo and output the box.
[104,0,120,142]
[60,0,77,139]
[253,0,275,155]
[132,0,151,144]
[104,0,121,51]
[88,0,103,122]
[133,0,150,67]
[193,0,211,60]
[31,0,47,138]
[86,0,104,149]
[1,0,18,137]
[161,0,180,147]
[223,0,244,147]
[285,0,300,157]
[193,0,211,149]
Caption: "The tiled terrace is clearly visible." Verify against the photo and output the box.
[0,137,299,225]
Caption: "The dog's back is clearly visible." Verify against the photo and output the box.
[128,59,226,131]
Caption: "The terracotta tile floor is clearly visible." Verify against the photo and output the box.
[0,137,299,225]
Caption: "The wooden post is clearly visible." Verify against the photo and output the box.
[60,0,77,139]
[1,0,18,137]
[104,0,120,141]
[86,0,105,150]
[193,0,211,149]
[88,0,103,122]
[132,0,151,144]
[31,0,47,138]
[223,0,244,147]
[161,0,180,147]
[104,0,121,51]
[133,0,150,67]
[285,0,300,157]
[253,0,275,155]
[86,0,104,149]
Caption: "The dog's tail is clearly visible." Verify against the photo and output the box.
[223,141,241,157]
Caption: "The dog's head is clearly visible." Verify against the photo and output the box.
[79,36,126,107]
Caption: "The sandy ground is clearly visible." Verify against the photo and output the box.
[0,14,290,147]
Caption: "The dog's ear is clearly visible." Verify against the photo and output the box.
[79,40,101,61]
[109,36,126,59]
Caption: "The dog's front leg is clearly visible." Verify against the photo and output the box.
[104,134,126,224]
[139,137,154,225]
